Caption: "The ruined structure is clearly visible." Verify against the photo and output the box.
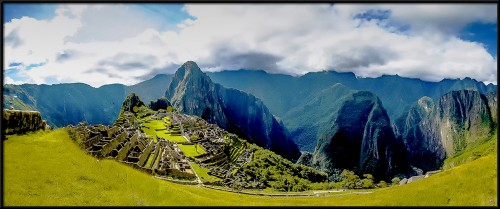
[3,110,49,136]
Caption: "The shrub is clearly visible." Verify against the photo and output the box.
[360,179,374,189]
[363,174,374,180]
[340,169,360,189]
[391,177,401,185]
[377,180,387,188]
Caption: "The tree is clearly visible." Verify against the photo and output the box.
[391,177,401,185]
[377,180,387,188]
[363,174,374,180]
[340,169,360,189]
[360,178,374,189]
[167,106,173,112]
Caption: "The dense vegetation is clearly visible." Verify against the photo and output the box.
[3,128,496,206]
[236,149,328,192]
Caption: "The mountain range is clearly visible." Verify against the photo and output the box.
[3,61,497,179]
[208,70,497,152]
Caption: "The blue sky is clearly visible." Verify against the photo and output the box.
[459,22,497,56]
[3,4,498,86]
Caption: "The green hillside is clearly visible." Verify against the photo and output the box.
[4,128,497,206]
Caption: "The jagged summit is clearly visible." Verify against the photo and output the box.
[173,61,205,81]
[121,93,145,113]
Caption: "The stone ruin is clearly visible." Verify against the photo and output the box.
[68,120,195,181]
[69,111,257,187]
[3,110,50,136]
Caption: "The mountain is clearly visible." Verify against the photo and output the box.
[310,91,412,180]
[282,83,355,152]
[395,90,495,172]
[2,74,173,127]
[165,61,301,161]
[392,96,446,171]
[148,96,172,111]
[208,70,497,151]
[120,92,146,113]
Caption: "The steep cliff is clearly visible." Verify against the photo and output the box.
[312,91,411,180]
[394,97,445,171]
[395,90,495,171]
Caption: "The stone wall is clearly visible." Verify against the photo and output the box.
[3,110,46,136]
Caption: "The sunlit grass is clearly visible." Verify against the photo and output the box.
[143,120,166,130]
[141,120,186,142]
[190,163,221,183]
[178,144,206,157]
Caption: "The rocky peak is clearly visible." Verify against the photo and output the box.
[417,96,434,114]
[396,89,495,171]
[174,61,205,81]
[148,96,172,111]
[121,93,145,113]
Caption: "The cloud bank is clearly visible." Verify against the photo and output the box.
[4,4,498,87]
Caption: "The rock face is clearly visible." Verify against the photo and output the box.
[296,151,314,167]
[485,92,497,125]
[437,90,494,156]
[165,61,300,161]
[148,96,172,111]
[120,93,146,113]
[312,91,411,180]
[393,96,445,171]
[395,90,495,171]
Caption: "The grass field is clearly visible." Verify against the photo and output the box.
[190,163,221,183]
[165,135,187,143]
[178,144,207,157]
[4,129,497,206]
[141,120,186,143]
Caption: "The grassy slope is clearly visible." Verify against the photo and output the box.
[4,129,497,206]
[141,119,186,142]
[178,144,206,157]
[443,132,497,169]
[190,163,222,183]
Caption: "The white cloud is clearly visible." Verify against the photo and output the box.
[3,4,498,87]
[4,76,25,85]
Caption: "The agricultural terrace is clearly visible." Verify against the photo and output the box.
[141,118,187,143]
[178,144,207,157]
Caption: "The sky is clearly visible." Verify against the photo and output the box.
[3,3,498,87]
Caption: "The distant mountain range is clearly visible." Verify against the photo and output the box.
[207,69,496,152]
[3,62,497,179]
[3,74,172,128]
